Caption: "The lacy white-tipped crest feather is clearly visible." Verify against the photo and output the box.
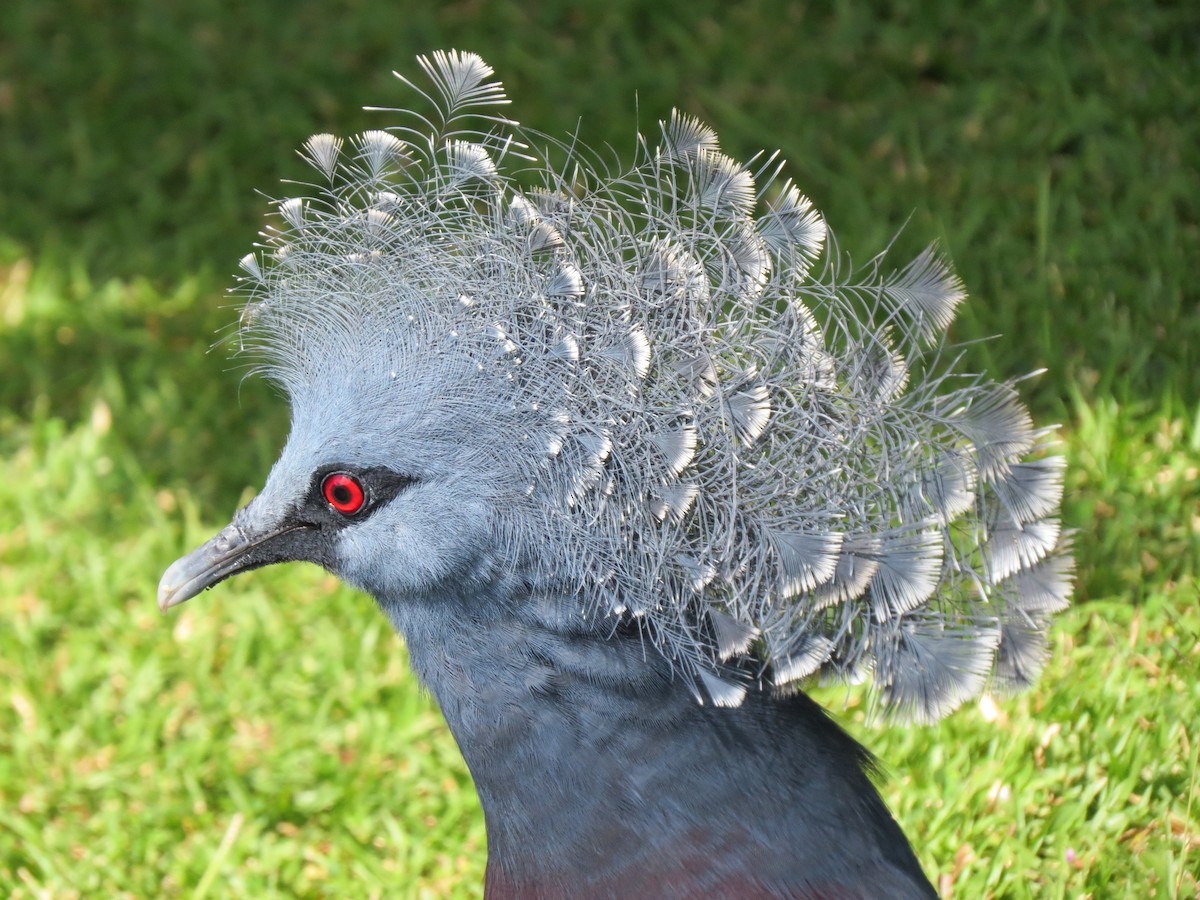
[236,50,1072,721]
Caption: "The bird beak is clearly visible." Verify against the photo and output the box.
[158,519,310,612]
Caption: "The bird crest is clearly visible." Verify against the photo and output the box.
[233,50,1072,722]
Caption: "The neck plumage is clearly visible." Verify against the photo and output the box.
[381,590,936,899]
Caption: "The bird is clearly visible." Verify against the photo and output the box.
[158,50,1072,898]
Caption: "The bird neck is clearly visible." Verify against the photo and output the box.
[381,589,935,898]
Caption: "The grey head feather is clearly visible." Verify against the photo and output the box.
[235,49,1072,723]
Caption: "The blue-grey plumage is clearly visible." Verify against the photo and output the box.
[159,50,1071,895]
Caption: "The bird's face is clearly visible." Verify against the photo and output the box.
[157,390,504,614]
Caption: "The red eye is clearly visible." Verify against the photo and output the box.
[322,472,366,515]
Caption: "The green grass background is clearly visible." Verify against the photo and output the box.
[1,0,1196,896]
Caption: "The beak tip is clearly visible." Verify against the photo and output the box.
[157,556,198,613]
[156,578,181,614]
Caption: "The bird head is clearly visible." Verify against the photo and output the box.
[156,302,528,614]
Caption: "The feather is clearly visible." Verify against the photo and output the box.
[598,329,652,379]
[300,133,343,180]
[694,152,756,215]
[868,530,943,621]
[996,550,1075,614]
[709,609,760,660]
[648,482,699,521]
[661,109,721,159]
[758,182,826,265]
[278,197,307,231]
[648,424,698,475]
[767,529,844,597]
[697,669,747,708]
[985,519,1062,583]
[953,383,1036,481]
[990,456,1067,525]
[546,263,585,299]
[877,617,1000,724]
[909,450,978,525]
[990,616,1052,693]
[442,140,498,187]
[809,536,882,609]
[883,244,967,341]
[770,634,835,685]
[727,381,772,446]
[415,49,508,115]
[355,130,408,179]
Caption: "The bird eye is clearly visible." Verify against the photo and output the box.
[322,472,366,515]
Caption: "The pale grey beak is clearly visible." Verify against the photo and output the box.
[158,523,256,612]
[158,520,313,612]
